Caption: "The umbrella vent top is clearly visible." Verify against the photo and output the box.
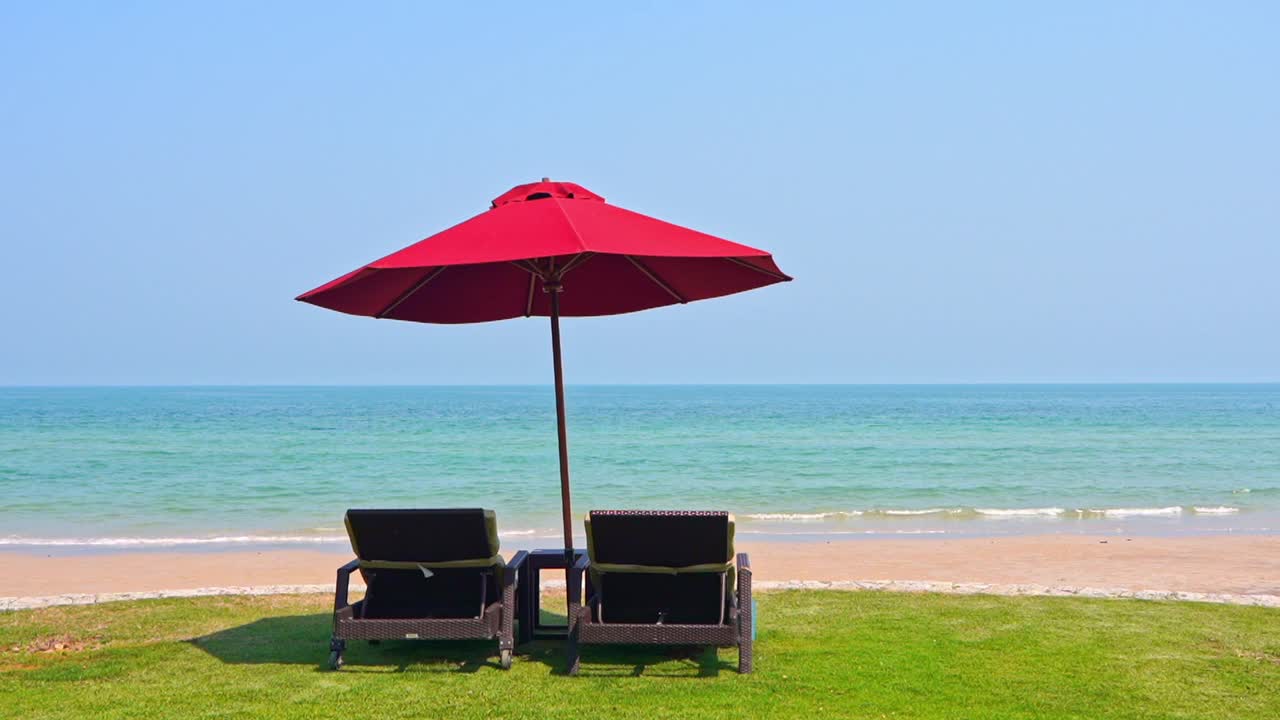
[490,180,604,209]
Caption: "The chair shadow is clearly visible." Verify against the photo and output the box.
[189,613,733,677]
[532,599,731,677]
[186,613,504,674]
[523,641,730,678]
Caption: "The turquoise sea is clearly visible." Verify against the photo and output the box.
[1,385,1278,549]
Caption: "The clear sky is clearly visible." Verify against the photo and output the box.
[2,3,1277,384]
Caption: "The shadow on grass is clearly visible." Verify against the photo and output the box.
[187,613,505,673]
[521,641,732,678]
[582,645,730,678]
[189,613,735,677]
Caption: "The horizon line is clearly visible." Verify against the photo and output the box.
[4,381,1280,389]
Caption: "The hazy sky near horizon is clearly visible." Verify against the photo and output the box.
[2,3,1277,384]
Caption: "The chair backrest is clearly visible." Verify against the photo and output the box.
[344,508,498,564]
[586,510,733,569]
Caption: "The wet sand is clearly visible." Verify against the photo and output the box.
[3,534,1277,599]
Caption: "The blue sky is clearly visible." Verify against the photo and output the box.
[2,3,1277,384]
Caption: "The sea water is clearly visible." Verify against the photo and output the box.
[1,385,1277,548]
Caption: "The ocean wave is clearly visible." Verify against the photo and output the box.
[744,508,963,519]
[738,505,1255,522]
[974,507,1066,517]
[1081,506,1183,517]
[744,511,861,521]
[874,508,963,516]
[740,529,948,536]
[0,535,349,547]
[0,528,549,548]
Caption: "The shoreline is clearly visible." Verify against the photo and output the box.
[5,506,1277,553]
[4,534,1277,609]
[5,581,1278,613]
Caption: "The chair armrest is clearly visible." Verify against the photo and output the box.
[504,551,528,589]
[334,558,360,613]
[736,553,754,672]
[567,553,590,627]
[568,553,589,591]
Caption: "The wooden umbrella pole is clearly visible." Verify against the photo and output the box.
[548,284,574,565]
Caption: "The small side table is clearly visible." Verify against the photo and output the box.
[517,548,592,645]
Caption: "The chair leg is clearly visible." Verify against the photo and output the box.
[738,564,753,674]
[500,564,516,669]
[566,560,583,676]
[498,621,515,670]
[328,637,346,671]
[566,630,580,676]
[566,607,581,676]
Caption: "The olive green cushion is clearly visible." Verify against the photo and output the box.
[344,508,503,570]
[585,513,735,577]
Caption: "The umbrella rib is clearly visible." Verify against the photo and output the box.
[375,266,447,318]
[511,259,545,278]
[723,256,791,281]
[624,255,686,303]
[524,271,536,317]
[556,251,594,278]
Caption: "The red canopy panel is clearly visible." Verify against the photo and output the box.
[297,180,790,324]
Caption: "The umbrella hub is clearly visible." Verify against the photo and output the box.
[490,180,604,208]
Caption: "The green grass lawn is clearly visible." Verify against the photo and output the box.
[2,591,1277,719]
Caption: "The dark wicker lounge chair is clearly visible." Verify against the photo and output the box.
[566,510,752,675]
[329,508,527,670]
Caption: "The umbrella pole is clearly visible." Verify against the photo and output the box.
[548,289,574,567]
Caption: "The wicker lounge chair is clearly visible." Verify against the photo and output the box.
[566,510,752,674]
[329,508,527,670]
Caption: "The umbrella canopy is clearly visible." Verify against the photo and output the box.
[297,180,789,322]
[297,180,790,559]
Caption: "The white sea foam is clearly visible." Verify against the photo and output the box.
[877,508,962,516]
[0,528,549,548]
[1083,506,1183,518]
[974,507,1066,517]
[744,511,861,521]
[740,529,948,536]
[1191,506,1240,515]
[0,535,349,548]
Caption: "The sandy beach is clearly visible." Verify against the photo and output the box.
[4,534,1277,600]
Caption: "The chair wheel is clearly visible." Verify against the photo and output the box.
[328,650,344,671]
[500,649,513,670]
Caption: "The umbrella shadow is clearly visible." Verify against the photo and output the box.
[186,613,504,673]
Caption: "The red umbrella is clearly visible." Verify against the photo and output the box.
[297,179,790,558]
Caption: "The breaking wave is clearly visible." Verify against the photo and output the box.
[740,505,1247,521]
[0,528,549,548]
[974,507,1067,517]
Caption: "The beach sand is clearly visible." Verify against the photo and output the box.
[3,534,1277,599]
